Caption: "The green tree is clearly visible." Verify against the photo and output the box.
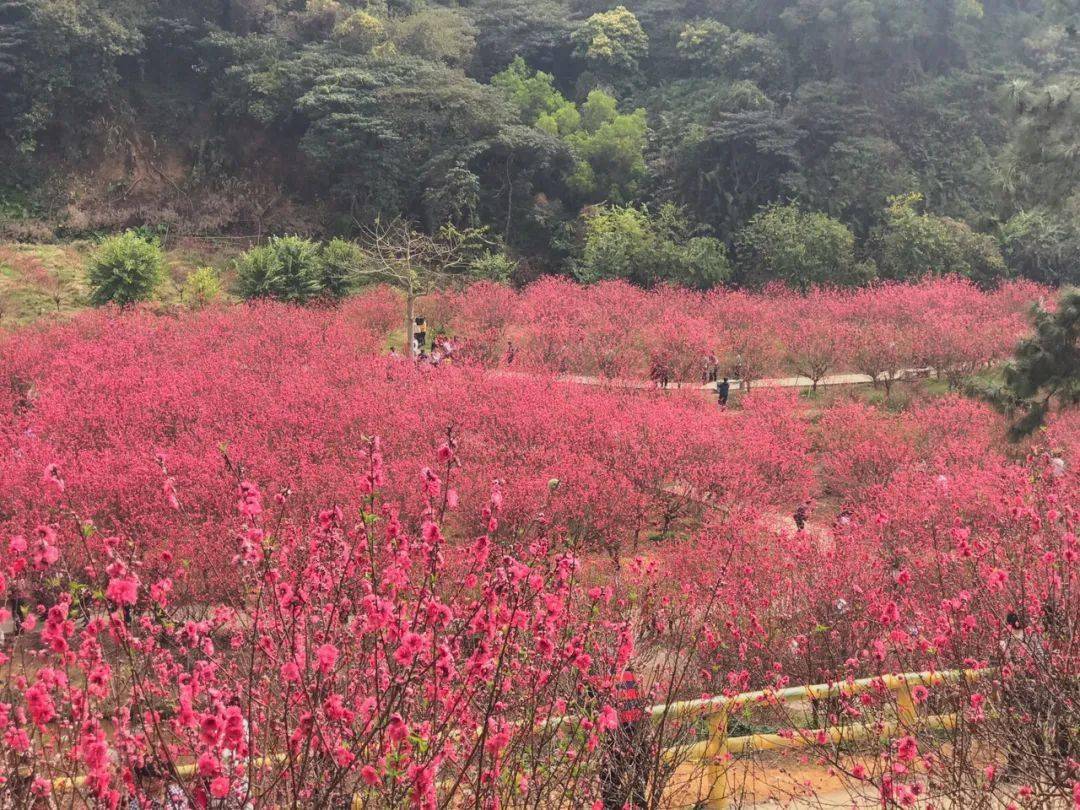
[491,61,648,207]
[236,236,324,303]
[999,208,1080,286]
[982,290,1080,438]
[87,231,165,307]
[299,58,510,226]
[576,203,730,289]
[468,0,574,80]
[1000,79,1080,213]
[735,203,873,290]
[571,6,648,85]
[2,0,148,152]
[874,193,1007,285]
[183,266,221,309]
[666,107,804,241]
[491,57,572,125]
[469,250,517,282]
[332,10,388,55]
[676,20,782,83]
[563,91,648,205]
[391,7,476,67]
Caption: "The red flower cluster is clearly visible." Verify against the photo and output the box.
[0,286,1075,807]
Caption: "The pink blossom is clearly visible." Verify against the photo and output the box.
[316,643,339,673]
[210,777,231,798]
[597,705,618,732]
[106,576,139,606]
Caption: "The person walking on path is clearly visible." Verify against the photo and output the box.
[794,500,811,532]
[702,352,719,385]
[717,377,730,408]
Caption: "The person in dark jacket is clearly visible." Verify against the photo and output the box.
[717,378,730,408]
[794,500,811,531]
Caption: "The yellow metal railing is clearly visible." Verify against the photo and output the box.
[644,669,985,809]
[45,670,983,806]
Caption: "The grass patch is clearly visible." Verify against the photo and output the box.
[0,240,243,324]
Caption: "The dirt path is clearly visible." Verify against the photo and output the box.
[495,367,932,393]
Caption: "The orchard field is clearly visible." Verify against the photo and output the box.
[0,280,1077,809]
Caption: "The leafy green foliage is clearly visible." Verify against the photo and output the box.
[563,93,648,205]
[1001,79,1080,213]
[320,238,364,298]
[3,0,147,152]
[87,231,165,307]
[676,20,782,83]
[874,193,1008,285]
[391,7,476,67]
[735,204,873,290]
[491,57,571,126]
[183,266,221,309]
[470,251,517,283]
[236,236,324,303]
[999,209,1080,287]
[576,204,730,289]
[468,0,573,80]
[332,10,388,55]
[571,6,648,81]
[298,57,508,226]
[493,61,647,206]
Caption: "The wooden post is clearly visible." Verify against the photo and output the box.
[704,709,729,809]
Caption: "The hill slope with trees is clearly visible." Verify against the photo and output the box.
[1,0,1078,286]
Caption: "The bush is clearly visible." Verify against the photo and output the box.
[469,250,517,283]
[735,203,872,290]
[320,238,364,298]
[576,204,730,289]
[86,231,165,306]
[236,236,325,303]
[874,193,1008,285]
[183,266,221,309]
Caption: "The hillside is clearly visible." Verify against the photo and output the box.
[0,239,247,325]
[1,0,1078,287]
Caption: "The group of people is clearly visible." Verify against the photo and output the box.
[388,322,458,367]
[401,316,457,366]
[414,334,457,366]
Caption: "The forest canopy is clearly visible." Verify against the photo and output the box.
[0,0,1078,286]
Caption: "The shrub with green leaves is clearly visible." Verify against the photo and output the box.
[576,203,730,289]
[874,193,1008,285]
[87,231,166,307]
[236,236,325,303]
[470,251,517,283]
[183,266,221,309]
[735,203,873,290]
[320,238,364,299]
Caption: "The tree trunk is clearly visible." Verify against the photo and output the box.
[405,293,415,355]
